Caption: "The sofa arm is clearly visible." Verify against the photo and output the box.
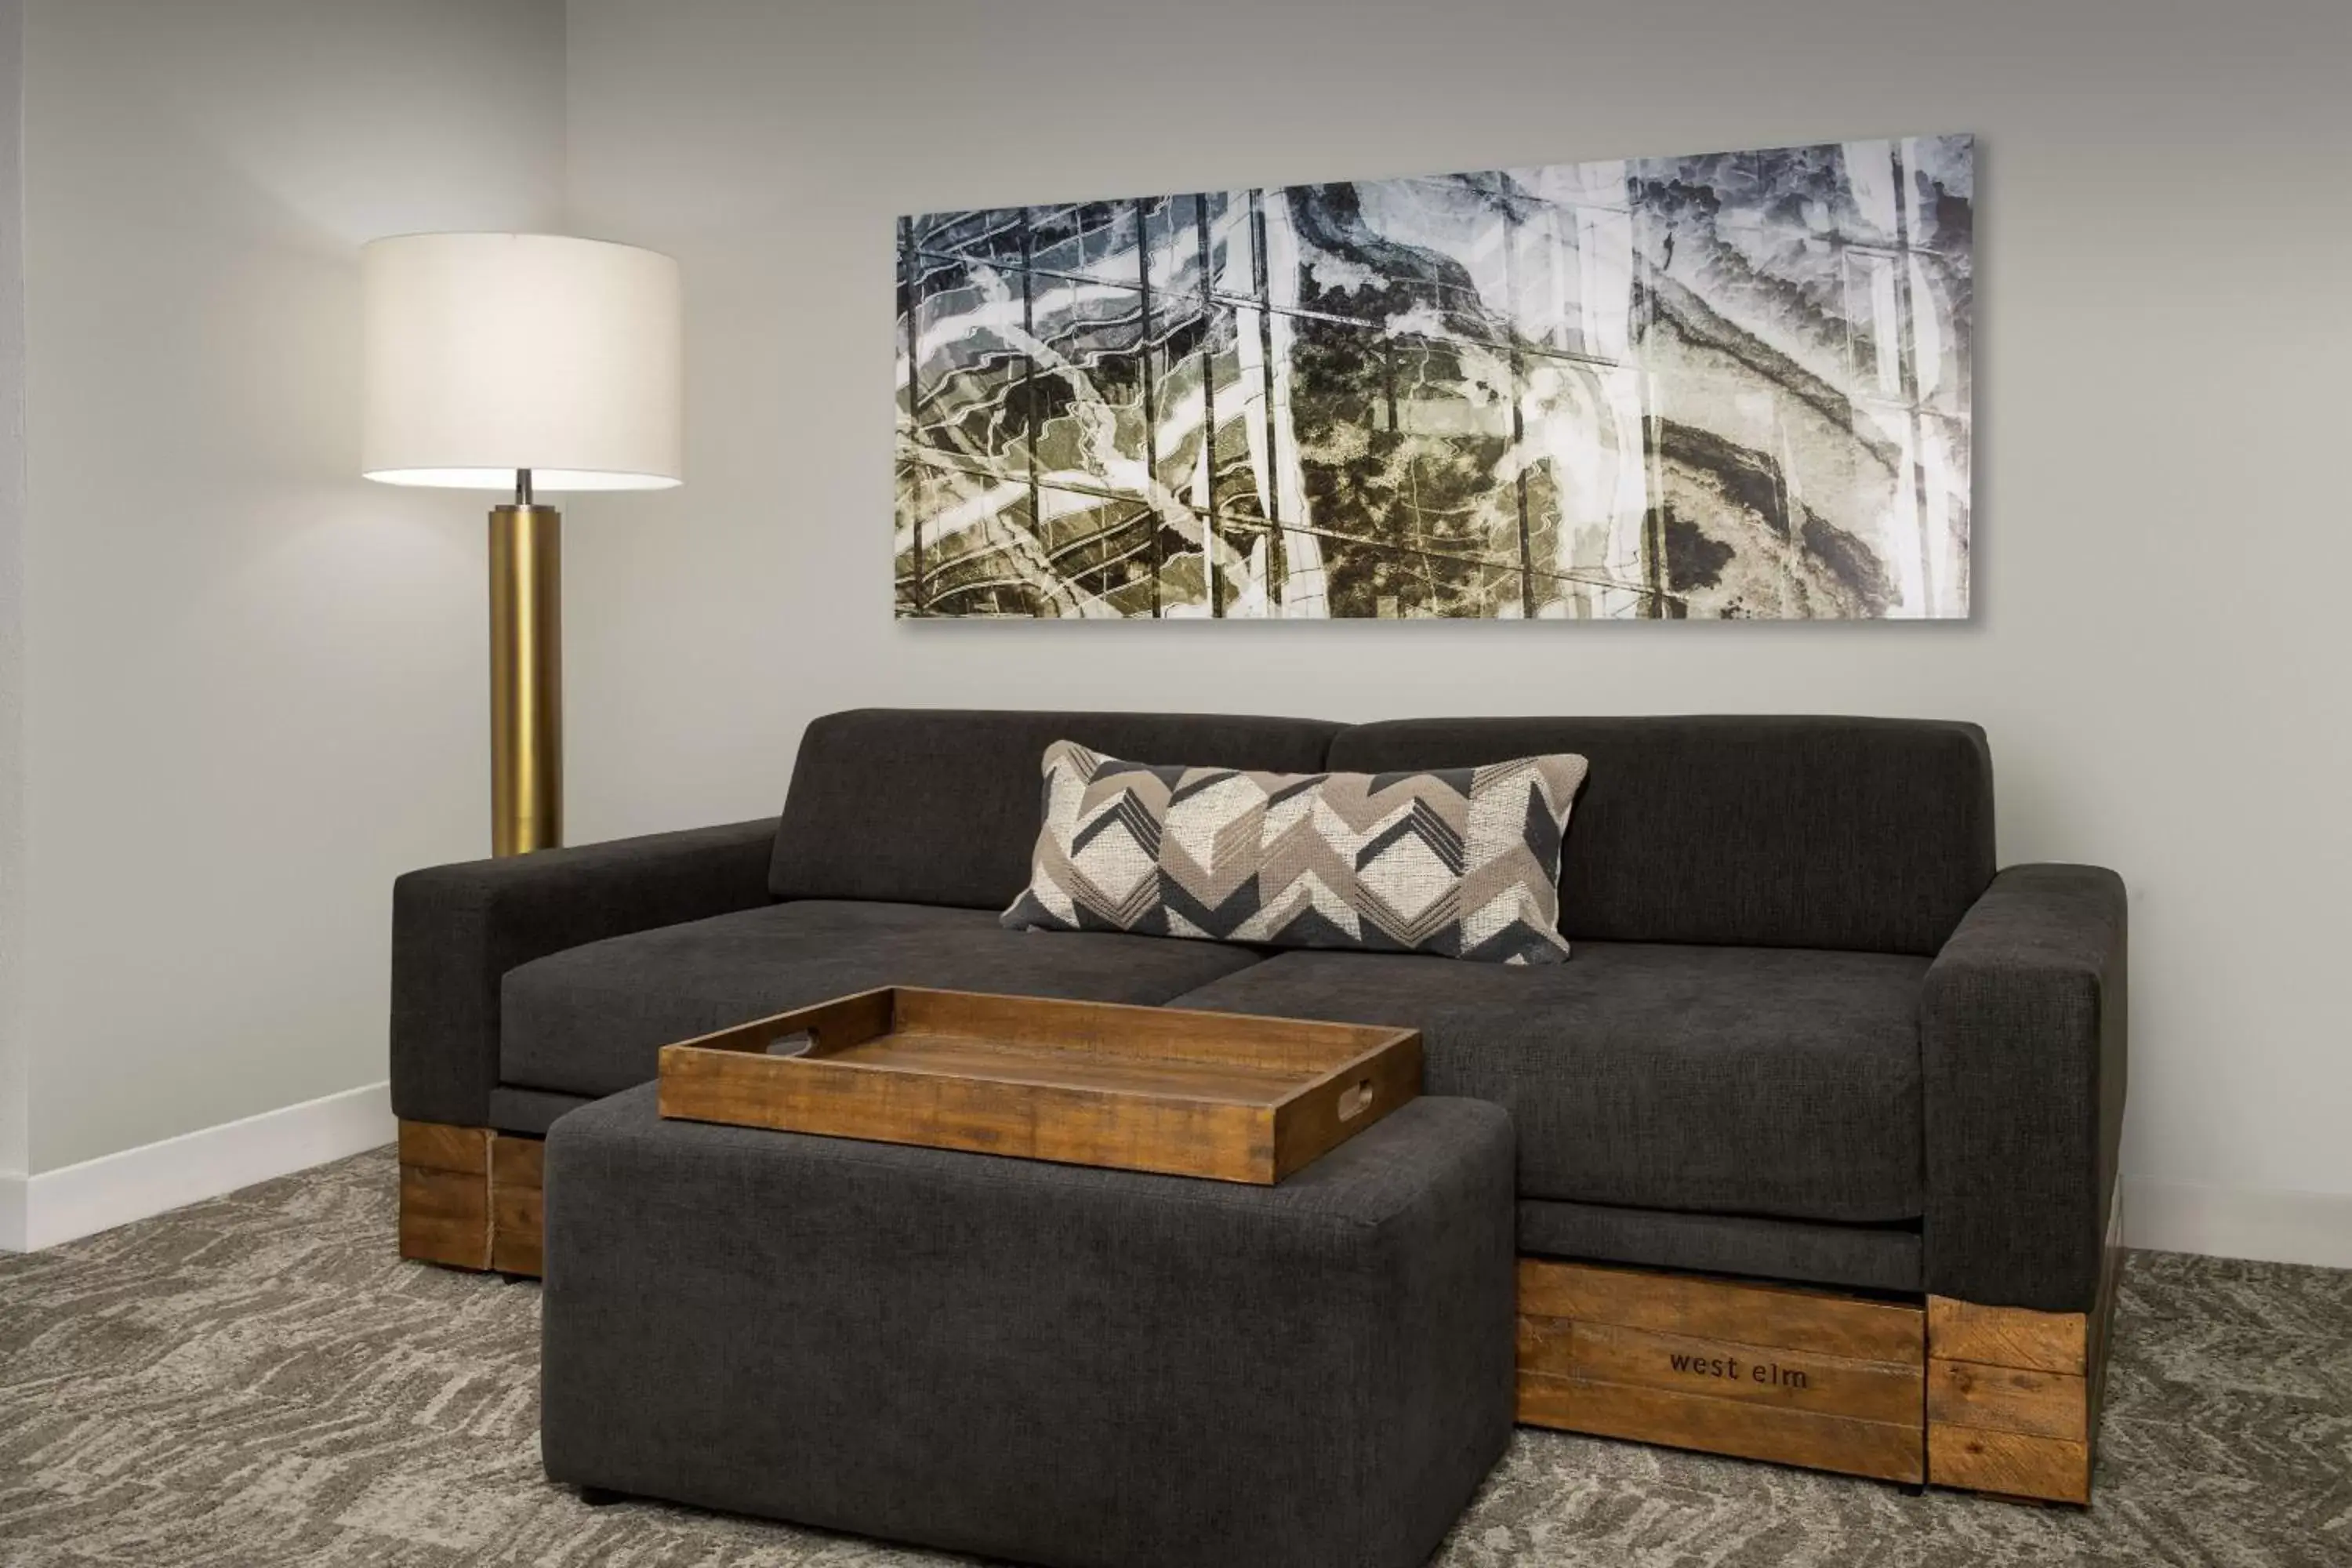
[390,818,779,1127]
[1922,863,2127,1312]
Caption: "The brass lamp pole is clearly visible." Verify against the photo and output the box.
[489,470,562,855]
[360,233,683,857]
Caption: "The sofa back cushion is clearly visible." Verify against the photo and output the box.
[1326,716,1994,956]
[771,709,1344,909]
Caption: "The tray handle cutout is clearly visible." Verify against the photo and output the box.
[764,1029,815,1058]
[1338,1078,1376,1121]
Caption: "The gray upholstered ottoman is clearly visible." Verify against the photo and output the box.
[540,1082,1515,1568]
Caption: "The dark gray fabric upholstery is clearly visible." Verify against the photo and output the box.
[1167,943,1929,1223]
[1924,864,2128,1313]
[542,1086,1515,1568]
[1519,1199,1922,1294]
[500,900,1267,1100]
[485,1086,592,1137]
[768,708,1341,909]
[387,710,2130,1327]
[1327,715,1994,955]
[390,818,779,1127]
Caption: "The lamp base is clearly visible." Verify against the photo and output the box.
[489,504,561,856]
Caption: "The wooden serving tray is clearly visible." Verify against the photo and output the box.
[655,987,1421,1184]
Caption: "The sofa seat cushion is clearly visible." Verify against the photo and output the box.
[1165,943,1929,1224]
[1515,1199,1922,1295]
[499,900,1268,1101]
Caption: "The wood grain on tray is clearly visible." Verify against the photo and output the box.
[655,986,1421,1184]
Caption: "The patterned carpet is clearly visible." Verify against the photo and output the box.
[1,1149,2345,1566]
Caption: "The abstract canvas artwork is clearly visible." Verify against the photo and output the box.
[895,135,1972,619]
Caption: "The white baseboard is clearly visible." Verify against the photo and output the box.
[2123,1177,2352,1271]
[0,1171,23,1253]
[1,1080,394,1252]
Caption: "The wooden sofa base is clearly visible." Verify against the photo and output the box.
[396,1120,543,1277]
[1517,1258,1932,1484]
[1517,1228,2121,1504]
[398,1118,2116,1504]
[1922,1197,2125,1505]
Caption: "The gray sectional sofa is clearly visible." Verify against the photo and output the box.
[392,706,2125,1320]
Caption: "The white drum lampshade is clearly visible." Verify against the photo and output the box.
[361,232,683,491]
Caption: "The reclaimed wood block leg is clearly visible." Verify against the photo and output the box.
[491,1133,546,1278]
[397,1120,492,1269]
[1926,1199,2125,1505]
[1515,1258,1927,1484]
[1926,1299,2092,1502]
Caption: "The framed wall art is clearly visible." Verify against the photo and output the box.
[896,135,1971,619]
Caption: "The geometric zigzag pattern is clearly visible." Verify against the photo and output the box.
[1003,741,1590,965]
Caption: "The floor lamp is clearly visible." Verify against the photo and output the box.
[359,234,683,855]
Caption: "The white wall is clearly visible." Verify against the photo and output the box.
[17,0,567,1176]
[0,0,27,1237]
[5,0,2343,1262]
[561,0,2352,1263]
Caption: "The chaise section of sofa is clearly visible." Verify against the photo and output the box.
[387,706,2129,1504]
[386,710,1345,1269]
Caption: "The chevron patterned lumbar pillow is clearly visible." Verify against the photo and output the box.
[1002,742,1591,964]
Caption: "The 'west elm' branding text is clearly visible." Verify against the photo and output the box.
[1668,1352,1809,1390]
